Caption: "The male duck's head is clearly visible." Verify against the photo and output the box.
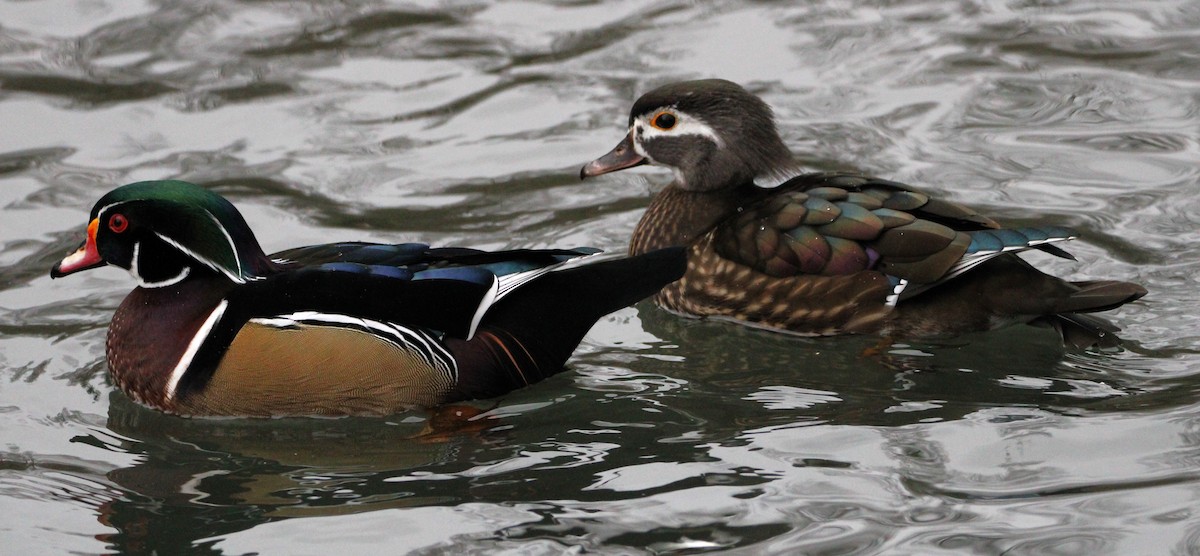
[581,79,793,191]
[51,180,273,287]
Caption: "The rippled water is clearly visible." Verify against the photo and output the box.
[3,0,1200,553]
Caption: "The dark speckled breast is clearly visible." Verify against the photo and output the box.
[629,182,762,256]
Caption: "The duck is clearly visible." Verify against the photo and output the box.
[50,180,685,417]
[580,79,1145,348]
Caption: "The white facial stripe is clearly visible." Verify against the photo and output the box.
[205,209,244,278]
[165,299,229,401]
[94,201,127,223]
[154,231,246,284]
[98,199,250,284]
[634,108,726,149]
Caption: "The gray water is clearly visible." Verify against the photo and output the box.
[3,0,1200,554]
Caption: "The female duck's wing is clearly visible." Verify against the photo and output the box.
[711,174,1077,300]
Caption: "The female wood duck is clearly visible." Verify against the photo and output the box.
[50,180,685,417]
[580,79,1146,348]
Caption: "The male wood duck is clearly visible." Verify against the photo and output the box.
[580,79,1146,348]
[50,180,685,417]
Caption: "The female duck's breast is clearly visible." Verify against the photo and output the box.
[661,238,894,336]
[175,322,456,417]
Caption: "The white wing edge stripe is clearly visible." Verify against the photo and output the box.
[368,318,439,375]
[494,251,608,298]
[467,278,499,341]
[250,312,458,382]
[946,235,1077,279]
[969,235,1076,256]
[391,320,456,381]
[482,251,610,333]
[165,299,229,401]
[943,255,994,282]
[495,263,558,297]
[396,324,455,380]
[256,312,453,378]
[885,278,909,307]
[886,233,1079,308]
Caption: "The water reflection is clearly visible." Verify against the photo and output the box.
[94,394,500,552]
[79,302,1200,553]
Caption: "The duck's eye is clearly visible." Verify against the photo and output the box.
[108,213,129,233]
[651,112,676,130]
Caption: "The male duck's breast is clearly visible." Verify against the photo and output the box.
[175,322,456,417]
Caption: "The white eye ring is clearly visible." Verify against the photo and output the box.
[635,109,725,149]
[651,111,677,130]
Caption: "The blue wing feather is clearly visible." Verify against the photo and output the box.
[966,226,1076,255]
[275,242,599,293]
[897,226,1079,303]
[412,266,496,286]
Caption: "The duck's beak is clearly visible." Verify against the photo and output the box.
[51,218,105,278]
[580,132,647,180]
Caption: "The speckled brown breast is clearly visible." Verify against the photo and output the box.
[629,183,759,256]
[172,322,455,417]
[630,181,897,335]
[655,234,893,335]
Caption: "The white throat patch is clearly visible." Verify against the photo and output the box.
[130,241,192,288]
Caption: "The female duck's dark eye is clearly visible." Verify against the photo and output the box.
[652,112,676,130]
[109,213,129,233]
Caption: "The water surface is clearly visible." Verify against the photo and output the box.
[3,0,1200,554]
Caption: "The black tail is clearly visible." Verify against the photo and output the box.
[1040,279,1146,349]
[447,247,686,401]
[1054,279,1147,314]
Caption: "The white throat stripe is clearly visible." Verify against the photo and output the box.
[165,299,229,401]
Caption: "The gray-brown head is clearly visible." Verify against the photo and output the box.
[581,79,794,191]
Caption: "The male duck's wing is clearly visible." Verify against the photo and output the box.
[248,243,604,338]
[270,242,594,273]
[228,263,493,339]
[270,242,435,267]
[713,173,1078,303]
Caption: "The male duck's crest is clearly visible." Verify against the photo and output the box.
[51,180,686,417]
[52,180,274,287]
[580,79,1146,348]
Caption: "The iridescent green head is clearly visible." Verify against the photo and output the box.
[51,180,273,287]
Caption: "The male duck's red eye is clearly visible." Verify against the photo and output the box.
[651,111,676,130]
[109,213,129,233]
